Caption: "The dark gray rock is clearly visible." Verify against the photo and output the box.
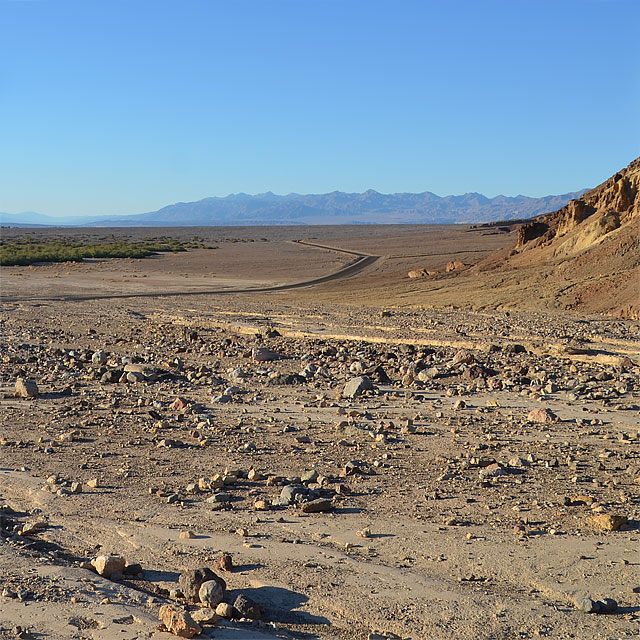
[100,370,121,384]
[233,594,261,620]
[179,568,226,604]
[268,373,306,385]
[598,598,618,613]
[342,376,374,399]
[278,485,306,506]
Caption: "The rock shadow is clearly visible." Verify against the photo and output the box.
[143,568,181,583]
[232,585,330,626]
[331,506,362,514]
[233,562,265,572]
[623,518,640,532]
[618,605,640,614]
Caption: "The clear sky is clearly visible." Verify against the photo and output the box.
[1,0,638,217]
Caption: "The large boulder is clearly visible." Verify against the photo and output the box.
[91,555,126,578]
[527,407,557,423]
[15,378,38,398]
[233,594,261,620]
[252,347,282,362]
[159,604,202,638]
[199,580,224,607]
[342,376,374,399]
[179,568,226,603]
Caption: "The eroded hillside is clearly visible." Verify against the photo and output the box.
[480,158,640,318]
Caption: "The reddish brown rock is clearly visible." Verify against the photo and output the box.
[216,554,233,572]
[170,397,189,411]
[527,407,557,423]
[451,349,476,366]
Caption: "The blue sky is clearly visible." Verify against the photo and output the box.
[1,0,638,217]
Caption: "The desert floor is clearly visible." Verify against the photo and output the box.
[1,225,638,640]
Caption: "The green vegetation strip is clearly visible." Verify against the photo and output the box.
[0,237,206,266]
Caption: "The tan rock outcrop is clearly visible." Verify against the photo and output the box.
[446,260,467,272]
[159,605,202,638]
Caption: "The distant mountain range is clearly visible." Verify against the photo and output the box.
[0,212,111,227]
[1,188,589,227]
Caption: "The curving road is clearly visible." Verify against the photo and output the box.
[1,240,381,303]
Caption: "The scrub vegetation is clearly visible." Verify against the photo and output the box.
[0,235,207,266]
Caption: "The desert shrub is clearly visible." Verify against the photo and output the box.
[0,236,208,266]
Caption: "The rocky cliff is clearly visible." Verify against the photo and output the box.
[515,158,639,255]
[490,158,640,318]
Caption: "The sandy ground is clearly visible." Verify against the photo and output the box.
[0,224,514,302]
[1,226,639,640]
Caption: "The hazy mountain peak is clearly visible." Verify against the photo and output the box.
[1,187,590,227]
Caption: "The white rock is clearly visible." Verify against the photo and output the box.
[199,580,224,607]
[91,555,126,578]
[15,378,38,398]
